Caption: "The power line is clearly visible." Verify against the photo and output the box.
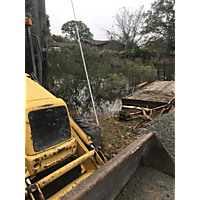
[70,0,99,126]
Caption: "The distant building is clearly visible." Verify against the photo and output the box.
[49,42,75,49]
[49,39,125,51]
[83,39,125,51]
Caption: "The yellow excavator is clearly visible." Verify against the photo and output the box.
[25,17,174,200]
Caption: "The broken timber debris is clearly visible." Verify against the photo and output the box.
[119,81,175,120]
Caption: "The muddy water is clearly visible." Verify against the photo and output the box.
[67,64,175,118]
[67,89,131,118]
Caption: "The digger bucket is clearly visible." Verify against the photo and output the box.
[58,132,175,200]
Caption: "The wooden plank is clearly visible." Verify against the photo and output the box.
[123,81,175,103]
[121,98,166,108]
[119,81,175,120]
[122,105,151,112]
[120,103,171,120]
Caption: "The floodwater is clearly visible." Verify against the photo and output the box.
[68,89,130,119]
[66,65,175,119]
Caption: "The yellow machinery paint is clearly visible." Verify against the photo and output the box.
[25,16,107,199]
[25,16,175,200]
[25,74,107,199]
[25,17,32,26]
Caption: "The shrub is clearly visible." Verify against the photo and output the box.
[128,64,157,86]
[106,73,125,83]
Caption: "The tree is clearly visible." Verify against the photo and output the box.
[61,20,93,42]
[52,34,71,43]
[25,0,33,12]
[106,6,146,49]
[142,0,175,53]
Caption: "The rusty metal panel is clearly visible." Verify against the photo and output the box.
[25,138,77,176]
[58,133,175,200]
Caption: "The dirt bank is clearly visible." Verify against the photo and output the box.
[115,111,175,200]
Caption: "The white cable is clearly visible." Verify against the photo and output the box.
[71,0,99,126]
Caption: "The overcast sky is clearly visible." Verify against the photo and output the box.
[45,0,155,40]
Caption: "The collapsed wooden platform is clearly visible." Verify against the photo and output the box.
[119,81,175,120]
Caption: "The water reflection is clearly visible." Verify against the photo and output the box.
[66,88,131,119]
[54,65,174,119]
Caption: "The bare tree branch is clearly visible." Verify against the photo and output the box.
[105,6,146,49]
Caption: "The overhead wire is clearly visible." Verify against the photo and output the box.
[70,0,99,126]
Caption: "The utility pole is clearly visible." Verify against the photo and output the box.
[33,0,49,89]
[39,0,49,90]
[33,0,43,85]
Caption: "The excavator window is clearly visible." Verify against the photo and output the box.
[28,106,71,151]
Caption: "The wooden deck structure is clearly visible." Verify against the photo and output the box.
[119,81,175,120]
